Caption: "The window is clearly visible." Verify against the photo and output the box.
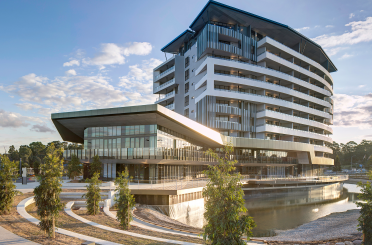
[185,95,189,106]
[184,108,189,118]
[214,85,230,90]
[185,82,189,93]
[185,56,190,68]
[217,100,229,106]
[185,69,189,81]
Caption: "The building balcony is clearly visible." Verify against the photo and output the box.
[195,56,332,97]
[256,124,333,143]
[258,51,333,93]
[165,103,175,110]
[154,66,175,81]
[153,78,176,94]
[256,109,333,133]
[213,120,242,131]
[257,36,334,85]
[213,104,241,116]
[155,91,175,103]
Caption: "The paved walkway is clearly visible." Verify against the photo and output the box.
[107,209,200,238]
[17,197,121,245]
[0,226,39,245]
[65,201,200,245]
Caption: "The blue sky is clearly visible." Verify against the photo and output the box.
[1,0,372,152]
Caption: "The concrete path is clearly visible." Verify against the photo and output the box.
[0,226,40,245]
[17,197,121,245]
[107,209,201,238]
[65,201,200,245]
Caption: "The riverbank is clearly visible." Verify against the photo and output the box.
[259,209,362,243]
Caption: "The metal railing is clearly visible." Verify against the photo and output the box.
[154,66,175,80]
[156,91,175,102]
[165,103,175,110]
[154,78,175,92]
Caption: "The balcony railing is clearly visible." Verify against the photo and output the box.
[63,148,299,165]
[156,91,175,102]
[154,78,175,92]
[165,103,174,110]
[213,104,241,115]
[257,124,332,140]
[213,120,242,131]
[154,66,175,80]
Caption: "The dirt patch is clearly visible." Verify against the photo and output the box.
[27,202,174,245]
[0,193,83,245]
[73,209,205,244]
[133,205,204,234]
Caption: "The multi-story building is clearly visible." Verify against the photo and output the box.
[53,0,335,180]
[154,1,335,159]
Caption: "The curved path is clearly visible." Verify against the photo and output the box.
[0,226,40,245]
[17,197,122,245]
[65,201,201,245]
[104,207,200,238]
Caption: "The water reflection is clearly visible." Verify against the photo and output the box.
[171,183,360,237]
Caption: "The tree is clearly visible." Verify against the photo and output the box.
[29,142,46,174]
[0,155,18,214]
[19,145,32,168]
[366,156,372,170]
[84,172,101,215]
[8,145,19,162]
[33,144,64,238]
[89,155,102,177]
[203,144,256,244]
[114,168,135,229]
[67,154,82,180]
[357,171,372,244]
[333,155,341,172]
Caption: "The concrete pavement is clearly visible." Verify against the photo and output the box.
[0,226,39,245]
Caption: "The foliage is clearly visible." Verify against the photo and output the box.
[357,171,372,244]
[114,168,135,230]
[33,143,64,238]
[366,157,372,171]
[84,172,102,215]
[202,144,256,244]
[331,140,372,169]
[67,154,83,180]
[8,145,20,162]
[0,155,18,214]
[89,155,102,177]
[19,145,32,168]
[333,155,341,172]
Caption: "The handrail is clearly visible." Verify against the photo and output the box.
[214,71,330,108]
[257,123,331,138]
[154,78,175,91]
[155,91,175,102]
[257,109,332,131]
[154,66,175,80]
[205,55,332,96]
[214,88,330,117]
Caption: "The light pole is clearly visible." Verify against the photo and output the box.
[351,155,356,171]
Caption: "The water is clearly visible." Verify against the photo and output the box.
[171,183,360,237]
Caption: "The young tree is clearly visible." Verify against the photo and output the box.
[203,144,256,244]
[333,155,341,172]
[84,172,101,215]
[33,144,64,238]
[89,155,102,177]
[357,171,372,244]
[0,155,18,214]
[114,168,135,229]
[67,154,82,180]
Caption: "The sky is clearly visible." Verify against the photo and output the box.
[0,0,372,152]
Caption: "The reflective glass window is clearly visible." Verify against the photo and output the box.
[117,138,121,148]
[117,126,121,136]
[130,126,134,135]
[125,138,130,148]
[84,140,88,149]
[108,127,112,136]
[104,127,108,136]
[92,127,96,137]
[140,138,144,148]
[104,139,108,149]
[140,125,145,134]
[100,139,103,149]
[135,125,140,135]
[113,126,117,136]
[130,138,135,148]
[113,139,117,149]
[135,138,139,148]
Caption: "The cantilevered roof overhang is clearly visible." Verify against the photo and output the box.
[161,30,194,54]
[51,104,224,147]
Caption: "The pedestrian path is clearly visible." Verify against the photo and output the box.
[65,201,200,245]
[17,197,121,245]
[0,226,40,245]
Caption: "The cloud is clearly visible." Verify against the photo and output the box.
[339,53,353,59]
[63,59,80,67]
[15,103,42,111]
[30,124,55,133]
[0,109,30,127]
[82,42,152,69]
[333,93,372,129]
[65,69,77,76]
[349,13,355,19]
[295,27,310,32]
[358,85,366,88]
[324,47,347,56]
[312,17,372,48]
[326,25,334,28]
[119,58,162,105]
[1,73,129,110]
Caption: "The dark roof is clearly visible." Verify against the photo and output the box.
[161,30,194,53]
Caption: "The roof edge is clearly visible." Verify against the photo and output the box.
[161,29,194,52]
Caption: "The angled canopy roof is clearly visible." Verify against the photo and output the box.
[51,104,224,147]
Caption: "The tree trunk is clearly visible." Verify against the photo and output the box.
[127,199,129,230]
[52,216,55,239]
